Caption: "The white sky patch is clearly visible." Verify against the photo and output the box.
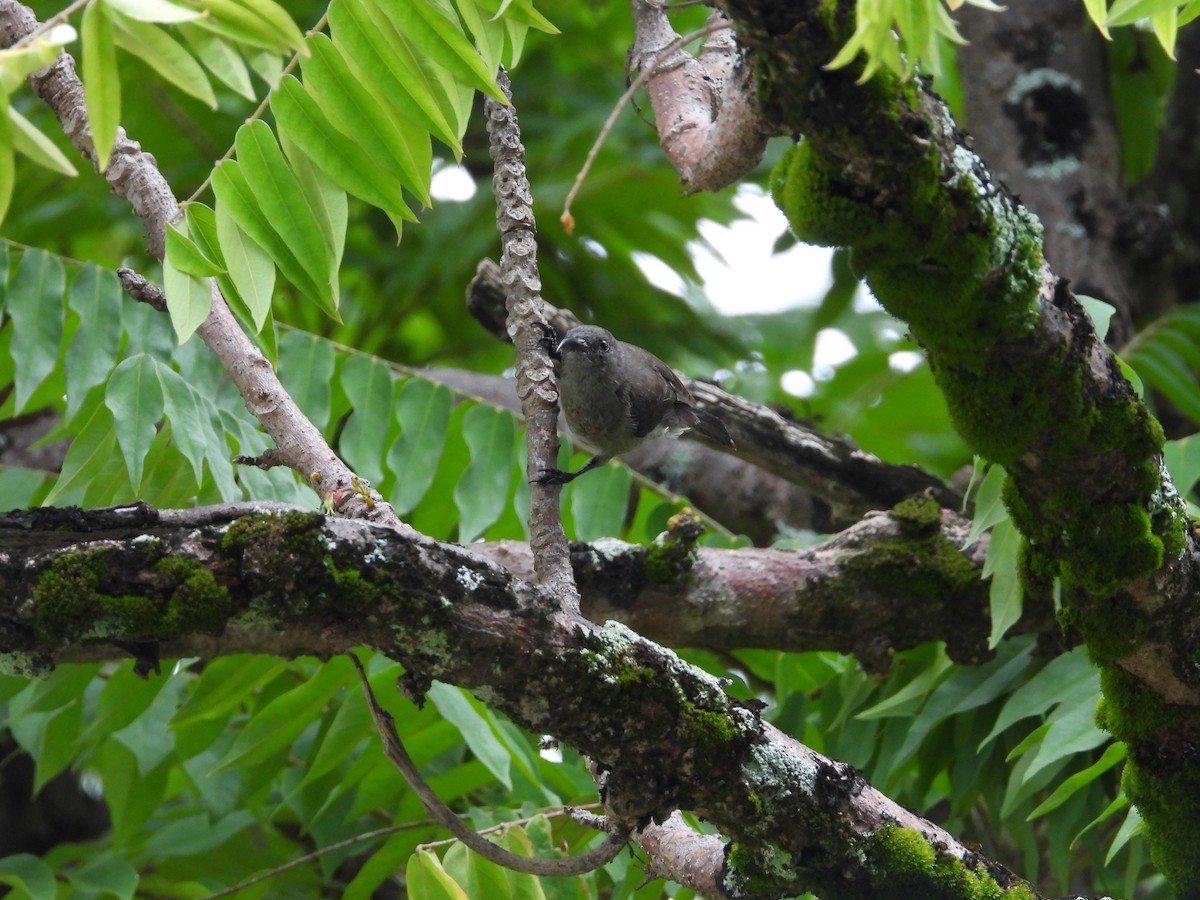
[633,251,683,294]
[781,369,815,398]
[889,350,924,372]
[692,186,835,315]
[430,164,477,202]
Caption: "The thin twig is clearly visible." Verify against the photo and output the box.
[561,20,727,233]
[9,0,87,49]
[350,652,631,877]
[415,803,603,851]
[199,821,433,900]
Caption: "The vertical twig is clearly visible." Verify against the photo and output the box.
[485,69,580,608]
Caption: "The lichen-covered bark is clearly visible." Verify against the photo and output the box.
[717,0,1200,890]
[0,504,1038,898]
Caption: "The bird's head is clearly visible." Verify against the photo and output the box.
[556,326,618,372]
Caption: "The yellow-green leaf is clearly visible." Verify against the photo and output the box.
[111,13,216,107]
[162,253,213,343]
[82,0,120,174]
[9,105,76,176]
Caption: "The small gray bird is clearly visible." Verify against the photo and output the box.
[533,323,734,485]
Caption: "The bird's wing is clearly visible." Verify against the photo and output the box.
[619,347,683,437]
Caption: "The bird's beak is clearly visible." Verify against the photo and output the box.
[555,335,587,355]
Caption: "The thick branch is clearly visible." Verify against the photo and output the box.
[0,504,1036,898]
[629,0,770,192]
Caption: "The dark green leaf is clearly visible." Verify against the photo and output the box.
[105,354,165,491]
[453,404,516,540]
[278,330,335,431]
[8,249,65,413]
[387,378,452,513]
[82,0,120,173]
[0,855,56,900]
[65,264,121,418]
[339,354,395,485]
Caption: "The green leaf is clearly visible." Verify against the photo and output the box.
[856,648,954,720]
[9,702,82,791]
[156,364,209,485]
[271,75,415,233]
[1106,804,1142,864]
[428,681,512,789]
[78,662,171,746]
[279,134,348,272]
[278,330,335,430]
[82,0,120,174]
[110,13,216,107]
[453,0,504,77]
[103,0,202,23]
[454,404,516,541]
[405,850,470,900]
[67,853,139,900]
[444,841,513,900]
[0,27,76,93]
[167,219,224,277]
[1023,698,1109,783]
[171,655,290,728]
[0,97,13,224]
[213,197,275,332]
[329,0,463,153]
[568,461,631,542]
[965,462,1008,547]
[96,738,169,845]
[8,248,65,412]
[212,658,351,772]
[1106,0,1183,26]
[163,251,213,343]
[1076,294,1117,341]
[340,354,395,485]
[497,826,547,899]
[981,648,1098,749]
[387,378,452,513]
[1131,342,1200,425]
[0,854,57,900]
[233,121,338,314]
[111,671,188,773]
[1028,741,1126,819]
[984,518,1023,648]
[43,386,116,506]
[187,0,305,54]
[178,25,255,99]
[300,34,432,207]
[105,354,165,491]
[376,0,506,102]
[9,104,75,178]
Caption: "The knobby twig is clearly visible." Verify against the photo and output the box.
[350,653,631,877]
[485,68,580,604]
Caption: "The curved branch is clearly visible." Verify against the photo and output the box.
[351,653,630,876]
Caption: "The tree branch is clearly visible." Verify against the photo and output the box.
[0,504,1038,897]
[0,0,397,526]
[484,69,577,603]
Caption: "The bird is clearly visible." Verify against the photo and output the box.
[532,323,734,485]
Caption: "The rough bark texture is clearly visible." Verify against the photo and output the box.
[712,0,1200,891]
[0,504,1037,898]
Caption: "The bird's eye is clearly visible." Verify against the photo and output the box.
[599,339,610,351]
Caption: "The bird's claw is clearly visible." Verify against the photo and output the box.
[531,467,575,485]
[533,321,560,359]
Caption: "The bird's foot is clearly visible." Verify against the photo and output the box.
[532,467,577,485]
[533,321,560,359]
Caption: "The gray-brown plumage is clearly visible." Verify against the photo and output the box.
[533,324,733,485]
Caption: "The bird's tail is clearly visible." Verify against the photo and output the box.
[671,403,734,447]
